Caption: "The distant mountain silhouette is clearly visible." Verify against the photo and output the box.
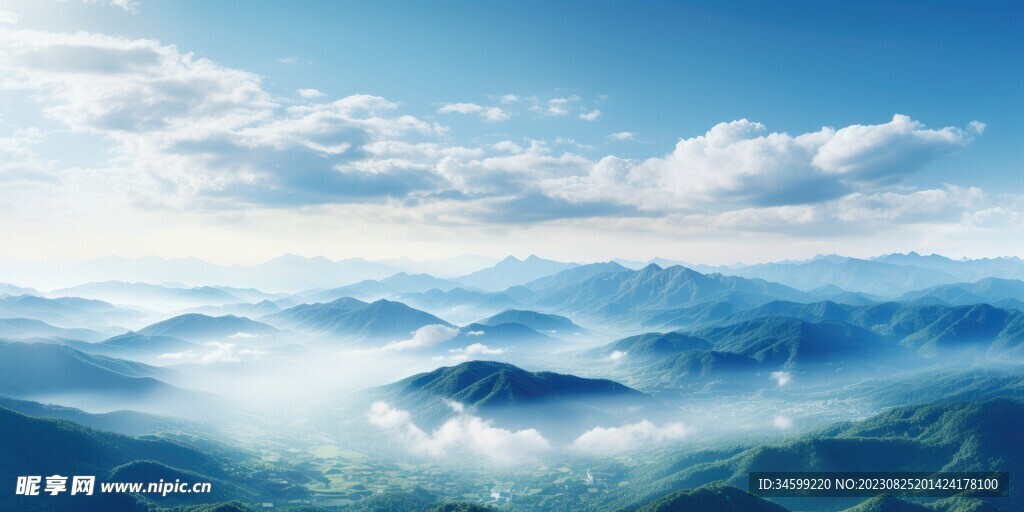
[455,255,577,291]
[477,309,586,335]
[0,317,107,342]
[0,294,142,328]
[264,298,451,342]
[137,313,279,342]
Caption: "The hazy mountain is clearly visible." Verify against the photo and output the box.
[395,288,523,324]
[635,483,788,512]
[638,349,761,389]
[264,298,451,342]
[137,313,279,342]
[51,281,244,309]
[0,341,199,414]
[451,322,555,350]
[53,254,406,294]
[712,256,958,297]
[588,332,713,364]
[0,283,40,296]
[874,251,1024,282]
[898,277,1024,307]
[522,261,631,294]
[530,264,811,318]
[477,309,586,336]
[99,332,198,354]
[632,301,743,331]
[368,361,658,438]
[455,255,577,291]
[381,272,459,293]
[0,294,143,329]
[0,317,108,342]
[376,254,499,278]
[0,396,195,437]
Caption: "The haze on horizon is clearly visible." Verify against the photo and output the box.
[0,0,1021,266]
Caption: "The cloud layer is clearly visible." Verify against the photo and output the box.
[0,22,1008,256]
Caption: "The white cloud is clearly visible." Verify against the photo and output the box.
[579,109,601,122]
[770,371,791,387]
[229,331,257,339]
[608,131,634,141]
[773,415,794,430]
[0,10,18,25]
[465,330,485,336]
[159,342,264,363]
[451,343,504,355]
[609,350,626,361]
[968,120,987,134]
[438,102,509,122]
[297,88,325,99]
[158,350,194,360]
[498,94,519,104]
[83,0,138,13]
[546,96,580,116]
[199,341,265,363]
[571,420,688,454]
[492,140,523,154]
[379,324,459,351]
[366,401,551,462]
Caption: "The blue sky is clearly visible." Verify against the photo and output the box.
[0,0,1021,264]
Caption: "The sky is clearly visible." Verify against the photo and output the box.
[0,0,1021,266]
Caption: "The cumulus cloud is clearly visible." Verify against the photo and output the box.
[438,102,509,122]
[378,324,459,352]
[0,23,997,238]
[547,115,978,212]
[366,401,551,462]
[770,371,792,387]
[0,10,18,25]
[571,420,688,454]
[609,350,627,361]
[579,109,601,121]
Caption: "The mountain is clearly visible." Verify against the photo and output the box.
[712,301,1024,360]
[0,294,142,328]
[693,317,895,368]
[0,341,193,411]
[477,309,586,336]
[137,313,279,342]
[589,332,713,364]
[0,407,223,510]
[0,317,107,342]
[367,361,658,439]
[450,322,555,350]
[0,340,243,419]
[528,264,811,320]
[99,332,198,354]
[395,287,524,324]
[632,300,743,330]
[522,261,631,294]
[898,277,1024,308]
[0,282,40,296]
[454,255,577,291]
[0,396,195,437]
[616,398,1022,512]
[874,252,1024,283]
[264,298,451,342]
[710,256,958,297]
[636,483,788,512]
[381,272,459,293]
[51,281,244,310]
